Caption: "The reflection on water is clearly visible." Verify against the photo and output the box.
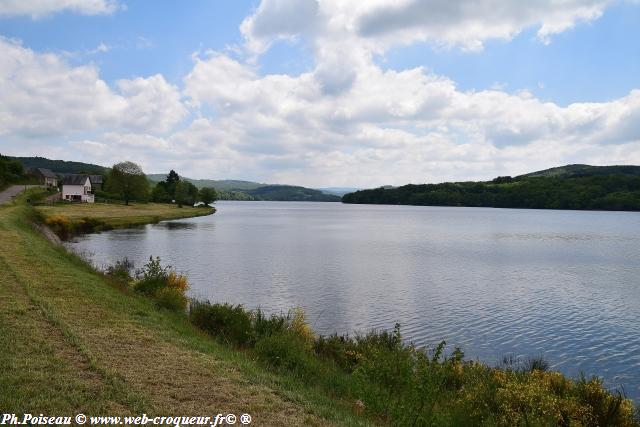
[66,201,640,400]
[155,221,198,230]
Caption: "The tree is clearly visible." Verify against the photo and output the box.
[106,161,149,205]
[174,181,198,207]
[0,154,25,187]
[198,187,218,205]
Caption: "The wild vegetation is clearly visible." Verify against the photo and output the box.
[343,173,640,211]
[104,254,639,426]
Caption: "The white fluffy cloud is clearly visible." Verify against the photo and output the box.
[0,0,119,18]
[2,1,640,187]
[241,0,612,53]
[0,38,186,138]
[180,48,640,185]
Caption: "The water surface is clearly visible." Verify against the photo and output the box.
[67,201,640,399]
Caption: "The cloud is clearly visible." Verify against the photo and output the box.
[240,0,612,54]
[0,0,120,18]
[180,46,640,186]
[0,37,186,138]
[355,0,608,49]
[240,0,320,54]
[2,1,640,187]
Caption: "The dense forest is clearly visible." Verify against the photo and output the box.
[11,156,107,175]
[343,166,640,211]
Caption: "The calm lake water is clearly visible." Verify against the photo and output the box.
[66,201,640,399]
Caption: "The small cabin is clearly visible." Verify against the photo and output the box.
[62,175,94,203]
[33,168,58,187]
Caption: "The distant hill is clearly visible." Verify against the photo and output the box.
[147,175,265,192]
[520,164,640,178]
[149,174,341,201]
[12,156,107,175]
[343,164,640,211]
[245,185,340,202]
[316,187,360,196]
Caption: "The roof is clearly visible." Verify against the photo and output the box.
[89,175,103,185]
[62,174,90,186]
[37,168,57,179]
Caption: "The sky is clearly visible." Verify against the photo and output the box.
[1,0,640,187]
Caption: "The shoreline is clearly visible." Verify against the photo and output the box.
[2,195,637,425]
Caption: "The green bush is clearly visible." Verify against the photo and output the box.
[134,256,170,296]
[134,276,167,296]
[189,301,253,346]
[144,283,638,426]
[253,308,288,340]
[104,258,133,284]
[254,332,322,380]
[154,287,188,312]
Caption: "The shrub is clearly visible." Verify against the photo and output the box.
[166,271,189,293]
[155,287,188,312]
[105,258,133,284]
[44,215,73,239]
[252,308,288,341]
[313,334,361,372]
[289,307,315,348]
[132,256,190,312]
[134,276,167,296]
[189,301,253,346]
[134,256,170,296]
[255,332,323,380]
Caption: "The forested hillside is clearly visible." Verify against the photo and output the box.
[12,156,107,175]
[343,166,640,211]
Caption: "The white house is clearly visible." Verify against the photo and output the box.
[62,175,94,203]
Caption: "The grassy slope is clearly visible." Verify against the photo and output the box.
[0,200,369,425]
[36,202,215,228]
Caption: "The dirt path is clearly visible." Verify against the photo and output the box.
[0,185,43,204]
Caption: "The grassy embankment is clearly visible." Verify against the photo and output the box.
[0,196,366,426]
[3,192,639,426]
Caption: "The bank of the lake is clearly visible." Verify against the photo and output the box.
[3,196,638,426]
[0,199,364,425]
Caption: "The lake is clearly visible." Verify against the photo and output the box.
[66,201,640,400]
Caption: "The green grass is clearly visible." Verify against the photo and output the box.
[36,202,215,229]
[0,200,370,425]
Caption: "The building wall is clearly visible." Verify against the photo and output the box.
[62,180,94,203]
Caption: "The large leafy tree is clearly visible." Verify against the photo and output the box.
[106,161,149,205]
[198,187,217,205]
[174,180,199,207]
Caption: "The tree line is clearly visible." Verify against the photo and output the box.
[0,154,27,188]
[102,161,217,207]
[342,175,640,211]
